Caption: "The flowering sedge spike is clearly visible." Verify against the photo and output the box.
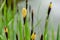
[31,10,34,36]
[16,34,18,40]
[40,34,43,40]
[32,10,34,27]
[31,32,36,40]
[4,26,8,40]
[47,2,52,19]
[22,8,27,24]
[26,0,28,9]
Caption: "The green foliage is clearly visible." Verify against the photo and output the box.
[56,24,60,40]
[0,0,60,40]
[44,19,48,40]
[25,17,30,40]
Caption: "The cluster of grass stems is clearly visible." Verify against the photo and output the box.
[0,0,60,40]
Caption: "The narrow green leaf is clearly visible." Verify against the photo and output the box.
[57,24,60,40]
[25,18,30,40]
[44,19,48,40]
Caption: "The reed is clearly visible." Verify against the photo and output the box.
[0,0,60,40]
